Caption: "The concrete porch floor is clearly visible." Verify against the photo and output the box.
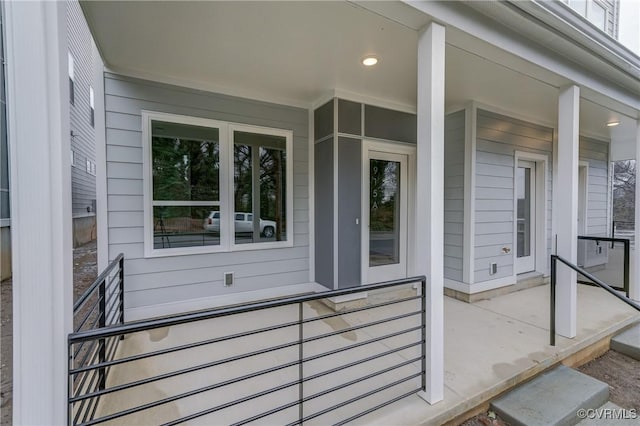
[93,283,640,425]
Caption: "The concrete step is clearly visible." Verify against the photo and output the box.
[577,402,638,425]
[610,323,640,361]
[490,365,609,426]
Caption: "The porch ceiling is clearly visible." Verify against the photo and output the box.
[82,1,634,145]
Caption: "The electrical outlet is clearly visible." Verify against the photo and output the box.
[490,262,498,275]
[224,272,234,286]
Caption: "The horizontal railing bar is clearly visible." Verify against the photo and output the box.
[72,339,101,383]
[73,366,102,425]
[70,337,303,399]
[577,279,625,292]
[70,317,421,390]
[104,288,120,312]
[577,235,630,243]
[69,276,426,342]
[300,310,421,344]
[70,325,422,402]
[72,333,98,361]
[70,295,419,374]
[74,337,421,418]
[303,340,421,385]
[72,348,102,399]
[232,355,423,426]
[74,296,102,334]
[69,321,299,375]
[334,388,422,426]
[303,295,420,325]
[552,255,640,311]
[302,356,423,405]
[74,253,123,313]
[291,372,422,425]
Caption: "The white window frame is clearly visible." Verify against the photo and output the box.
[564,0,608,32]
[142,111,293,257]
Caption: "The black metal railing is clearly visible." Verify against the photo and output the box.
[67,276,427,425]
[577,236,629,296]
[550,254,640,346]
[612,221,635,248]
[70,253,125,425]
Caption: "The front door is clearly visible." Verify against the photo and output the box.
[363,148,408,283]
[516,160,536,273]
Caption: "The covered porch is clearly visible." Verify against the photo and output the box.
[6,1,640,424]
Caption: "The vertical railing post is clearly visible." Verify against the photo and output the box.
[298,302,304,424]
[611,221,616,248]
[550,255,556,346]
[623,239,630,297]
[68,340,73,426]
[98,277,106,390]
[421,278,427,392]
[118,256,125,340]
[119,256,124,325]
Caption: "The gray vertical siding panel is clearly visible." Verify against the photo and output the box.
[444,111,465,282]
[67,0,97,217]
[104,73,310,308]
[579,136,609,236]
[314,139,334,289]
[474,109,554,283]
[338,137,361,288]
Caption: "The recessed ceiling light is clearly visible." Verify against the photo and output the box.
[362,56,379,66]
[606,121,620,127]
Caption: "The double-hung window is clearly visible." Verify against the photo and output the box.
[142,111,293,257]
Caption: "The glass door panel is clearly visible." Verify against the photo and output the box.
[516,160,536,273]
[369,159,401,267]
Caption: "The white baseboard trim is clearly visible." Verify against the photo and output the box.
[444,275,517,294]
[125,282,329,322]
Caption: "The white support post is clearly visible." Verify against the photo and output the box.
[5,2,72,424]
[555,85,580,338]
[632,119,640,301]
[416,21,445,404]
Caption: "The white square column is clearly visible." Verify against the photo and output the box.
[632,119,640,301]
[416,21,445,404]
[555,85,580,338]
[5,2,72,424]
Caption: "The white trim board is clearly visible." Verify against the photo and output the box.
[125,282,329,321]
[462,102,476,285]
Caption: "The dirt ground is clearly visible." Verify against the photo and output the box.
[0,240,97,425]
[578,350,640,411]
[460,349,640,425]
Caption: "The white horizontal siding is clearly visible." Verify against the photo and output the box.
[104,73,310,311]
[474,109,553,283]
[67,0,97,217]
[443,111,465,282]
[580,136,610,237]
